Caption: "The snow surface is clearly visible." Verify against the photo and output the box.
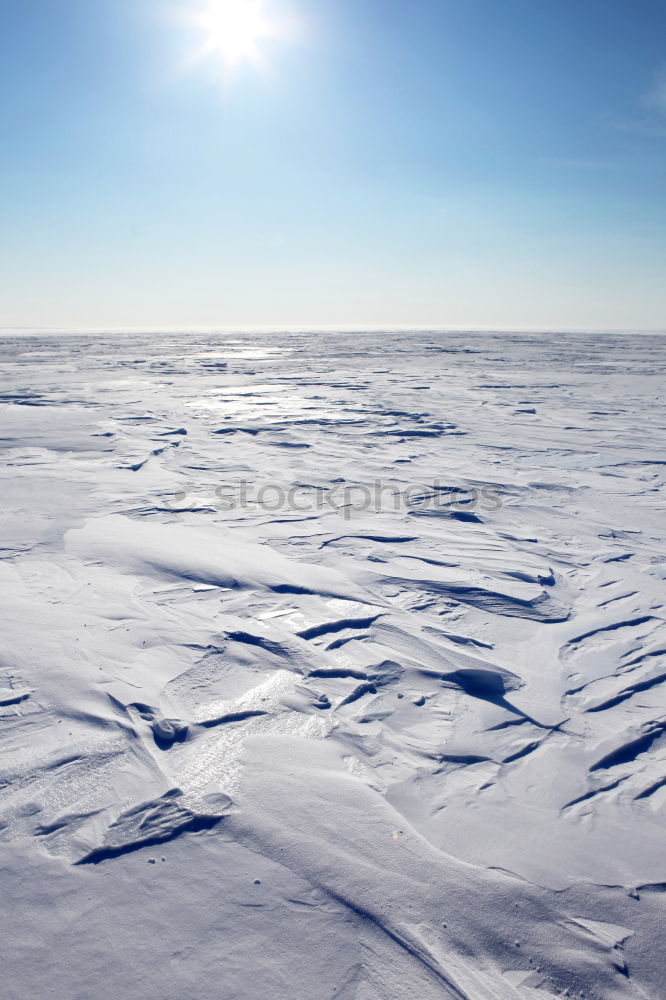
[0,330,665,999]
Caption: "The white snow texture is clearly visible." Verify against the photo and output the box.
[0,330,664,999]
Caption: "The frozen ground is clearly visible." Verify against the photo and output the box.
[0,330,665,999]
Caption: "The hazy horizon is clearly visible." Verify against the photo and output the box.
[1,325,665,338]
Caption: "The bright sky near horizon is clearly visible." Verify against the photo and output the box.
[1,0,665,331]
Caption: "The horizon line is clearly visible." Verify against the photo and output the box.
[1,325,665,337]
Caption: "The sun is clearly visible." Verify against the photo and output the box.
[197,0,274,68]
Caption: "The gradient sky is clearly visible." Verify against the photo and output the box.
[1,0,665,330]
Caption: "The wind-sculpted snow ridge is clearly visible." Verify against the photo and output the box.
[0,331,665,999]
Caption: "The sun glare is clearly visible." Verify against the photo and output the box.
[197,0,274,68]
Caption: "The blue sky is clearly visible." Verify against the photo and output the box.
[1,0,665,330]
